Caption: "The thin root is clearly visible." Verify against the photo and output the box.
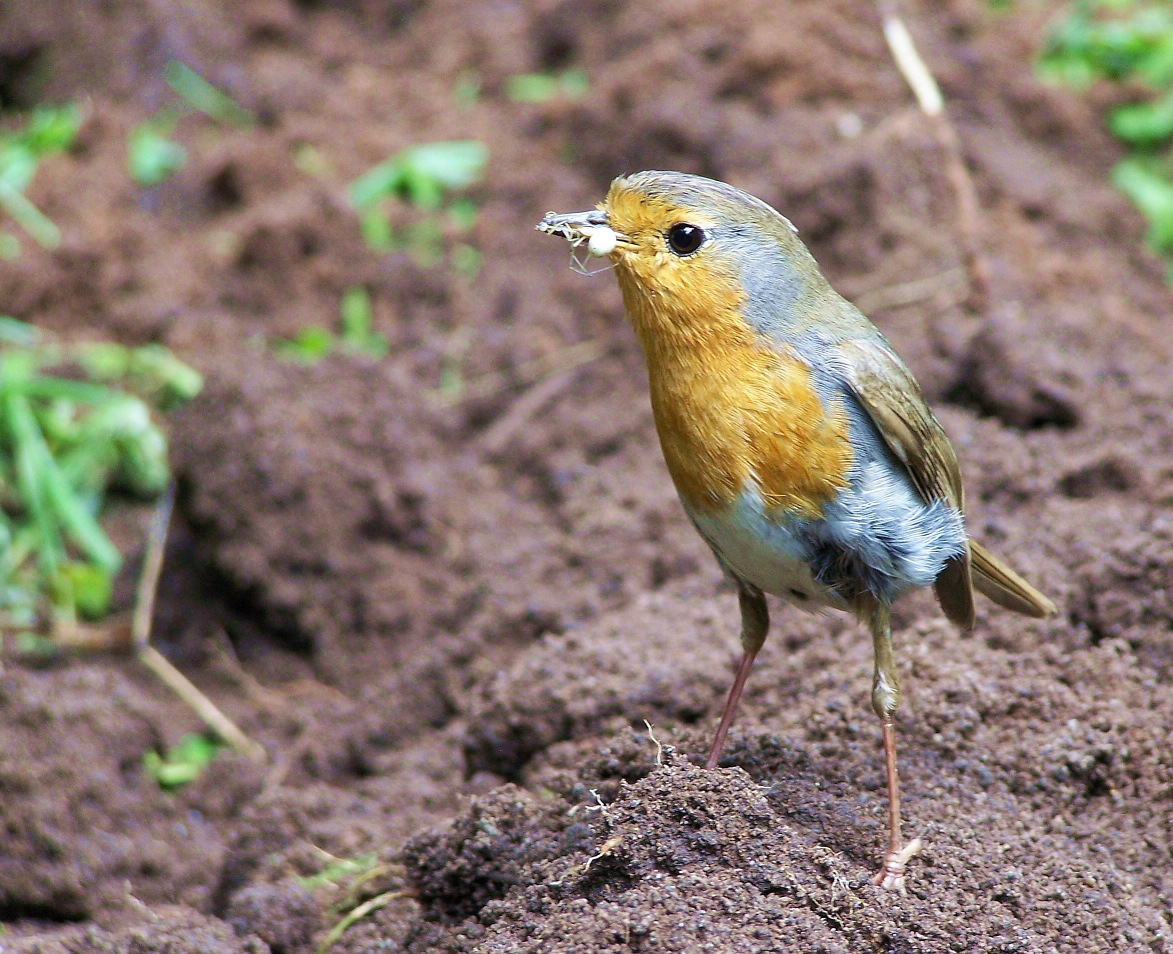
[644,719,663,766]
[134,486,266,764]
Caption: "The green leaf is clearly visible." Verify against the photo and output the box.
[1109,90,1173,145]
[0,104,79,188]
[506,69,589,103]
[506,73,561,103]
[340,285,372,340]
[560,68,590,98]
[34,414,123,570]
[164,60,255,127]
[19,374,127,407]
[1112,155,1173,252]
[399,140,487,192]
[0,177,61,248]
[53,560,113,620]
[111,413,170,498]
[128,122,187,186]
[4,391,63,575]
[348,160,405,209]
[144,733,224,789]
[24,105,82,154]
[357,206,395,250]
[337,287,388,356]
[275,325,336,363]
[0,341,195,625]
[125,344,204,405]
[0,144,38,193]
[350,141,487,209]
[0,104,79,249]
[296,853,377,890]
[348,141,487,253]
[75,342,131,381]
[0,316,37,347]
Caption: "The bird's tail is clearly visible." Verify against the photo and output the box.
[969,539,1056,618]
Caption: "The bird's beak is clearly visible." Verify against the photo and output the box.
[536,208,608,238]
[536,209,631,254]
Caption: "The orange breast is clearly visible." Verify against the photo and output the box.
[617,268,852,521]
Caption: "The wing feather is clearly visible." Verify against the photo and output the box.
[836,338,976,629]
[836,337,1055,624]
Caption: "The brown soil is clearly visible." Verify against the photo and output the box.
[2,0,1172,952]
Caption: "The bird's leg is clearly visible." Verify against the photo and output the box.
[706,582,769,769]
[866,599,922,890]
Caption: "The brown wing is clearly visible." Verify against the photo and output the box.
[836,338,976,630]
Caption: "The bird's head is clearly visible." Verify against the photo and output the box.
[538,171,827,347]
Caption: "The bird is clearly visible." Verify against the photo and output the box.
[537,170,1056,890]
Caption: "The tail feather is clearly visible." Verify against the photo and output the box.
[969,539,1056,619]
[934,553,976,631]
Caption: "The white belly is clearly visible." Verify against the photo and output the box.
[685,493,847,611]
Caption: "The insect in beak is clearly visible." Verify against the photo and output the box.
[537,210,630,275]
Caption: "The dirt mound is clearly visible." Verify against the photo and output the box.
[401,757,1167,953]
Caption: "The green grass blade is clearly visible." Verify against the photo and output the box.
[14,394,122,572]
[39,448,122,572]
[4,392,62,574]
[164,61,255,128]
[0,177,61,248]
[17,375,125,406]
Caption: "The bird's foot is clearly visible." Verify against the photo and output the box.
[871,837,922,892]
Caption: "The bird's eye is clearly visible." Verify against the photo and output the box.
[666,223,705,256]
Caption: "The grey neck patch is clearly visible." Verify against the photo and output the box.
[712,223,819,340]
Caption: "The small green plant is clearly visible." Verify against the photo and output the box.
[297,848,408,954]
[274,285,389,363]
[0,321,202,627]
[1039,0,1173,276]
[505,68,589,103]
[348,140,487,271]
[126,62,252,190]
[143,733,224,789]
[0,104,82,253]
[296,852,378,891]
[339,285,388,356]
[127,112,187,186]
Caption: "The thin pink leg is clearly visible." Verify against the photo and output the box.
[705,584,768,770]
[872,718,921,890]
[705,648,759,769]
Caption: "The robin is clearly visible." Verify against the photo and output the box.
[538,170,1055,890]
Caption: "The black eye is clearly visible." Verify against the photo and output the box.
[667,223,705,255]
